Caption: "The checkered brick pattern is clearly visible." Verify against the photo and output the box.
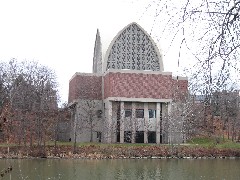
[172,79,188,100]
[68,75,102,102]
[69,72,188,103]
[104,72,176,99]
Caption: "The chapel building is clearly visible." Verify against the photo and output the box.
[68,22,188,144]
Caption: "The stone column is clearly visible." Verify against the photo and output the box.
[167,102,171,144]
[162,102,170,144]
[120,101,125,143]
[131,102,136,143]
[70,103,77,143]
[156,102,161,144]
[144,102,148,143]
[105,101,112,143]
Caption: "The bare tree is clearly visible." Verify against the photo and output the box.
[212,89,240,141]
[167,95,203,143]
[137,1,240,142]
[69,99,103,153]
[0,59,58,150]
[138,0,240,98]
[80,100,102,142]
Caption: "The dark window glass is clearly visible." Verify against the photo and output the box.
[149,109,156,118]
[97,110,102,118]
[97,132,102,142]
[97,132,101,138]
[125,109,132,117]
[136,109,144,118]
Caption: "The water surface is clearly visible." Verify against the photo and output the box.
[0,158,239,179]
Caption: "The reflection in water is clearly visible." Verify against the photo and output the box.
[0,158,239,179]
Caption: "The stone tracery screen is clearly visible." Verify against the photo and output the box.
[106,23,161,71]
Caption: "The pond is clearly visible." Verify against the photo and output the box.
[0,158,239,179]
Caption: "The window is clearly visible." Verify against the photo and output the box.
[97,132,102,142]
[125,109,132,117]
[136,109,144,118]
[149,109,156,118]
[97,110,102,118]
[97,132,102,138]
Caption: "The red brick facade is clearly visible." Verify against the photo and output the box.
[172,78,188,100]
[68,74,102,102]
[69,71,188,103]
[104,72,173,99]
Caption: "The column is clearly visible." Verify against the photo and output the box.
[162,102,170,144]
[71,103,77,143]
[120,101,125,143]
[131,102,136,143]
[166,102,171,144]
[144,102,148,143]
[156,102,161,144]
[105,101,112,143]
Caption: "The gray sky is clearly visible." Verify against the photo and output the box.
[0,0,192,103]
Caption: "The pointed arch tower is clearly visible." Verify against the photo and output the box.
[104,22,164,72]
[92,29,102,73]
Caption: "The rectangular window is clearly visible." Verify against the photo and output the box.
[97,132,102,142]
[136,109,144,118]
[97,131,101,138]
[125,109,132,117]
[97,110,102,118]
[148,109,156,118]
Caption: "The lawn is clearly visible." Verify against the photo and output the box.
[187,137,240,149]
[1,137,239,149]
[46,141,162,147]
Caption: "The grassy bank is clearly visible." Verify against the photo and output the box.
[0,137,239,159]
[187,137,240,149]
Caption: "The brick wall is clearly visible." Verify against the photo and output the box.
[172,79,188,100]
[104,72,175,99]
[68,74,102,102]
[69,72,188,102]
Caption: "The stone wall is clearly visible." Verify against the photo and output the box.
[70,99,103,143]
[57,121,71,142]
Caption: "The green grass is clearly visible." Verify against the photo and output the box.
[216,141,240,149]
[187,137,240,149]
[187,137,216,144]
[48,141,159,147]
[0,143,17,147]
[0,141,159,148]
[1,138,239,149]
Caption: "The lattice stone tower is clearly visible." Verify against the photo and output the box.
[104,22,163,72]
[92,29,102,73]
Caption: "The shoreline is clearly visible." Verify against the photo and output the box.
[0,155,240,160]
[0,144,240,160]
[1,155,239,160]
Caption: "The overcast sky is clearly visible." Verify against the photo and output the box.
[0,0,192,104]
